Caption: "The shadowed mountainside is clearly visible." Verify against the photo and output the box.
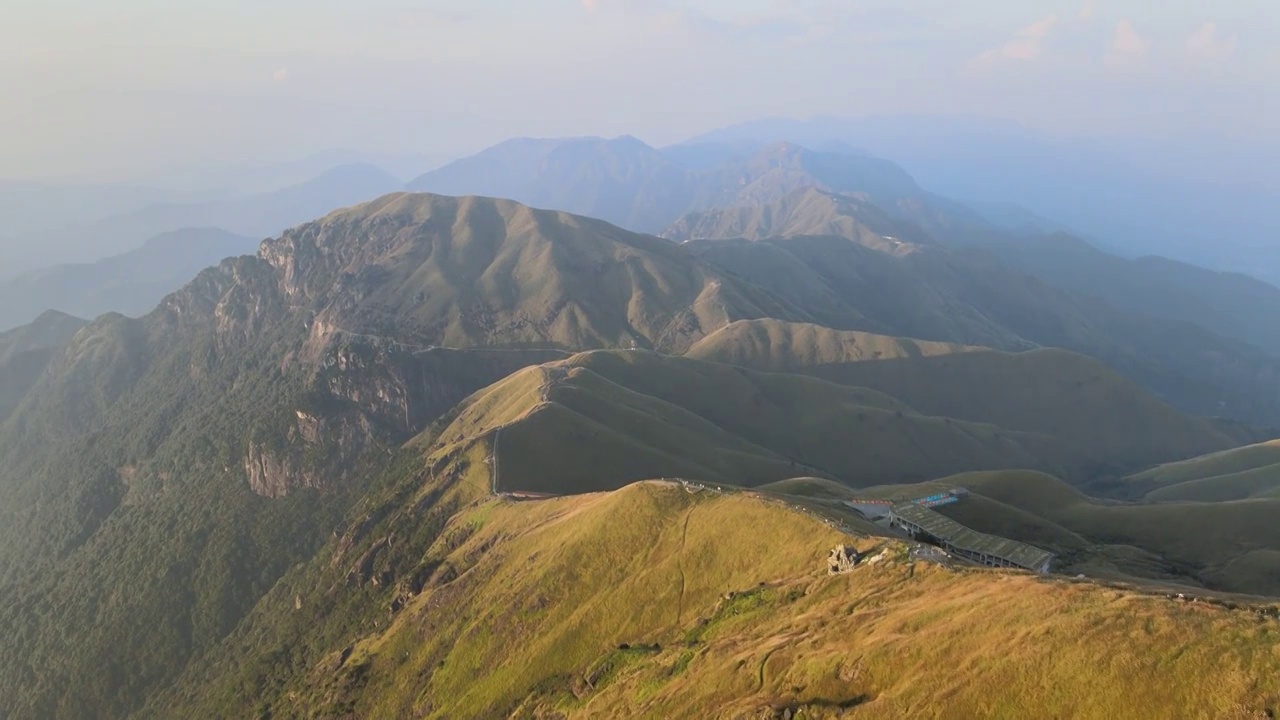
[982,233,1280,356]
[0,310,87,422]
[666,178,1280,363]
[688,235,1280,427]
[431,349,1187,494]
[687,319,1235,469]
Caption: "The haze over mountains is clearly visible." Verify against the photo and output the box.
[5,0,1279,711]
[10,128,1278,350]
[0,228,257,332]
[688,116,1280,284]
[408,136,987,242]
[3,121,1280,718]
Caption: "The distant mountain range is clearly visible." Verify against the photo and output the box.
[1,162,408,277]
[3,188,1280,717]
[7,134,1280,418]
[4,127,1280,718]
[408,136,989,240]
[666,187,1280,360]
[0,228,257,332]
[686,115,1280,284]
[38,164,403,263]
[0,164,407,322]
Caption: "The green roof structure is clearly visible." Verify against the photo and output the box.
[889,501,1053,573]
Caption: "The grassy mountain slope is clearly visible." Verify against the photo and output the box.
[1121,440,1280,502]
[668,176,1280,390]
[861,470,1280,596]
[5,191,802,717]
[663,186,934,253]
[688,236,1032,349]
[688,319,1233,469]
[687,318,985,371]
[436,350,1095,492]
[1129,440,1280,488]
[4,185,1280,718]
[158,480,1280,719]
[689,234,1280,426]
[0,228,258,332]
[1145,464,1280,503]
[270,192,799,354]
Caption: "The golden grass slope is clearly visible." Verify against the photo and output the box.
[1130,440,1280,489]
[689,319,1234,469]
[435,349,1088,493]
[1145,463,1280,503]
[274,481,1280,719]
[686,318,984,372]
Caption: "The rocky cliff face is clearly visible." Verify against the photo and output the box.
[245,333,566,497]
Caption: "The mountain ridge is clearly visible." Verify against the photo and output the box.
[0,227,258,332]
[1,185,1279,718]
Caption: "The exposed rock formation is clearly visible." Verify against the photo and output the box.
[827,544,860,574]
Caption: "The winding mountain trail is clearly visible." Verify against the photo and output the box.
[675,505,696,625]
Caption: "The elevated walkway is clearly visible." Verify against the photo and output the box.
[888,501,1053,574]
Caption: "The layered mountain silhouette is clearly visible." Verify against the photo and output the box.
[688,319,1235,468]
[982,232,1280,356]
[685,114,1280,284]
[0,228,257,332]
[3,187,1280,719]
[21,164,403,273]
[688,233,1280,425]
[408,136,693,233]
[408,136,985,238]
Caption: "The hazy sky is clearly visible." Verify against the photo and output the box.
[3,0,1276,181]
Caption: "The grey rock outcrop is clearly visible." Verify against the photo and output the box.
[827,544,860,574]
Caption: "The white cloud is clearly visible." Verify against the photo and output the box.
[1111,19,1148,56]
[272,67,289,82]
[1186,21,1237,60]
[973,15,1058,65]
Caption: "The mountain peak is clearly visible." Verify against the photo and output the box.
[246,191,793,355]
[663,185,934,251]
[29,308,87,328]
